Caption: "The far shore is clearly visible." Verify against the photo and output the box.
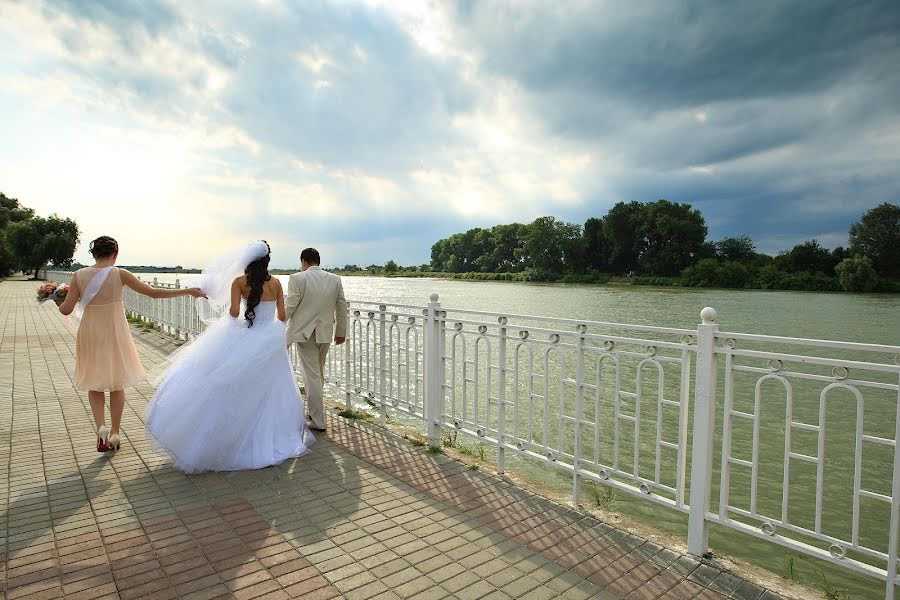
[39,267,900,294]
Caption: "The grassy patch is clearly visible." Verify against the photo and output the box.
[816,570,849,600]
[441,429,457,448]
[584,482,615,509]
[783,554,796,580]
[337,408,367,420]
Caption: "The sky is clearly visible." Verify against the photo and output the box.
[1,0,898,269]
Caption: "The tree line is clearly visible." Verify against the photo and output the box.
[421,200,899,292]
[0,193,80,279]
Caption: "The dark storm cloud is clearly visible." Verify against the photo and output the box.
[458,1,900,113]
[455,0,900,250]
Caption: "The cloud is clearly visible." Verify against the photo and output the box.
[1,0,899,266]
[453,0,900,250]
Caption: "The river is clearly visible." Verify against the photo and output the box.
[143,272,899,343]
[141,272,899,598]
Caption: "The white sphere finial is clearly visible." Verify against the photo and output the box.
[700,307,717,324]
[430,292,439,303]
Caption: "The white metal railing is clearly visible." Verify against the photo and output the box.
[41,270,900,597]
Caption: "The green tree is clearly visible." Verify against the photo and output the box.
[522,216,582,274]
[430,239,448,271]
[774,240,832,274]
[601,201,643,274]
[0,229,15,276]
[636,199,708,276]
[848,202,900,277]
[583,217,606,270]
[828,247,850,275]
[445,254,462,273]
[714,236,756,263]
[835,256,880,292]
[444,232,477,271]
[489,223,526,272]
[1,193,36,276]
[0,193,35,228]
[8,215,80,278]
[383,259,399,274]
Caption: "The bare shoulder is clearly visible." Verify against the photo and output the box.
[232,275,247,288]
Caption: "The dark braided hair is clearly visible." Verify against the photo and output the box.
[244,241,271,327]
[89,236,118,259]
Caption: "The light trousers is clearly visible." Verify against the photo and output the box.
[296,341,330,429]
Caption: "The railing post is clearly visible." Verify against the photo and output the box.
[174,278,182,339]
[497,316,508,474]
[676,345,693,508]
[424,293,441,447]
[378,305,387,427]
[885,371,900,600]
[152,278,160,329]
[343,304,352,410]
[688,307,720,556]
[572,323,587,506]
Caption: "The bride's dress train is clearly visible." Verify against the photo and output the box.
[145,301,313,473]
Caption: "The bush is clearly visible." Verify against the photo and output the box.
[681,259,752,288]
[875,279,900,293]
[560,270,611,284]
[835,256,880,292]
[681,258,719,287]
[521,267,557,282]
[756,264,789,289]
[790,271,840,292]
[753,266,839,291]
[632,276,679,287]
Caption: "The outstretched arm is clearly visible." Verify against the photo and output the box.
[120,270,205,300]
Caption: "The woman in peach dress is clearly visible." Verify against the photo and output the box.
[58,236,204,452]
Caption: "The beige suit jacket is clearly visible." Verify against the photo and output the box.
[284,267,348,345]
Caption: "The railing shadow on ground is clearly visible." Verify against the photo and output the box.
[1,446,363,597]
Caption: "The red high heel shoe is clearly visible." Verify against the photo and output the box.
[97,425,111,452]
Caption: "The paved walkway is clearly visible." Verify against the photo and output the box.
[0,279,787,600]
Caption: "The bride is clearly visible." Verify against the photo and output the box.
[145,241,314,472]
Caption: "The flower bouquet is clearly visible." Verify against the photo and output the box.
[37,282,69,304]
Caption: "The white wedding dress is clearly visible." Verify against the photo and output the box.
[145,301,314,473]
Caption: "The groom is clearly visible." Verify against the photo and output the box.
[285,248,348,432]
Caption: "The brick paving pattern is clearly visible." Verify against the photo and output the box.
[0,279,787,600]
